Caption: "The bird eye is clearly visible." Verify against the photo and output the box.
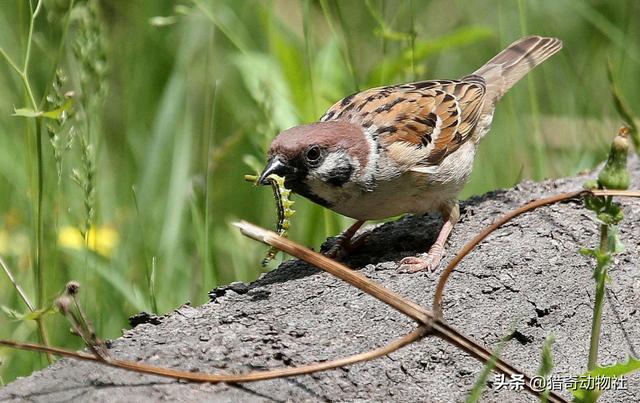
[305,146,322,164]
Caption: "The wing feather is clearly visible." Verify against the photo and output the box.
[320,78,486,170]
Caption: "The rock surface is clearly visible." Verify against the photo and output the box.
[1,157,639,402]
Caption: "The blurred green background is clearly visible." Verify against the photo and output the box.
[0,0,637,383]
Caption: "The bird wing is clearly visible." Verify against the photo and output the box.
[320,78,486,170]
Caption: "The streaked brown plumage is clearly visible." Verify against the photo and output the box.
[320,79,485,166]
[259,35,563,272]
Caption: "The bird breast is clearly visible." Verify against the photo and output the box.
[305,141,476,220]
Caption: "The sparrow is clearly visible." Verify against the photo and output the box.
[258,35,563,272]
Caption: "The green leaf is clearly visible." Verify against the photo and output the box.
[367,26,494,84]
[539,334,555,376]
[594,253,612,278]
[233,52,300,138]
[13,97,74,120]
[41,98,74,119]
[12,107,42,118]
[597,212,621,225]
[591,356,640,378]
[373,27,414,41]
[583,179,598,190]
[580,248,598,258]
[466,337,506,403]
[538,334,555,403]
[572,356,640,402]
[148,16,178,27]
[573,388,600,403]
[364,0,414,41]
[607,226,625,255]
[594,202,624,225]
[23,306,56,321]
[0,305,22,320]
[583,195,604,212]
[0,305,54,321]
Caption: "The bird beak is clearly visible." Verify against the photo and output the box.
[258,157,291,185]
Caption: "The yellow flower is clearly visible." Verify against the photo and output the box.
[58,226,119,258]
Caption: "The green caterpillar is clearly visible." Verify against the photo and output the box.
[244,173,295,266]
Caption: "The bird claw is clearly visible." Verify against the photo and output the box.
[324,230,369,260]
[396,253,441,273]
[324,239,349,260]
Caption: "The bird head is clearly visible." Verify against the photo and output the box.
[258,121,371,208]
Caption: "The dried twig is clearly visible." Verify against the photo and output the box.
[3,188,638,401]
[433,188,640,315]
[55,282,109,361]
[235,221,568,403]
[1,326,427,382]
[0,220,566,401]
[235,221,432,324]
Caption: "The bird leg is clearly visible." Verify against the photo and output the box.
[325,220,366,259]
[397,203,460,273]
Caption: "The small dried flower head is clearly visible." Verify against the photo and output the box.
[55,295,72,313]
[66,281,81,296]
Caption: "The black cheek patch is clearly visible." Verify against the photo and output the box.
[326,165,354,187]
[293,181,332,207]
[281,163,333,208]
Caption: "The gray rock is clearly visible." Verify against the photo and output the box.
[1,157,639,402]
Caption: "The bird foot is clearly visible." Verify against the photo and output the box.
[324,232,369,260]
[324,236,350,260]
[397,250,443,273]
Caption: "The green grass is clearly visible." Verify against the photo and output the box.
[0,0,638,383]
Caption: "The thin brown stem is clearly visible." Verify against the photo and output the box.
[234,221,567,402]
[61,309,107,361]
[433,188,640,316]
[5,188,638,400]
[235,221,432,325]
[433,190,584,315]
[591,189,640,197]
[0,326,427,383]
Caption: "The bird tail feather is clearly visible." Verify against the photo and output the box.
[472,35,563,104]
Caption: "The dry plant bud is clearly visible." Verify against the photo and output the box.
[55,296,72,314]
[66,281,80,296]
